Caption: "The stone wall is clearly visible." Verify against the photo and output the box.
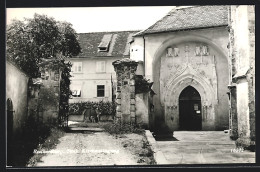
[135,93,149,127]
[229,5,255,149]
[6,60,29,137]
[38,59,61,124]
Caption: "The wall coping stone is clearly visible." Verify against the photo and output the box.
[145,130,169,164]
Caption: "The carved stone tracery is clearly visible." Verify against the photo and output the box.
[160,42,218,130]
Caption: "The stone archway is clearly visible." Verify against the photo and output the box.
[164,72,216,131]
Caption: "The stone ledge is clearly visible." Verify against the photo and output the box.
[233,67,249,80]
[145,130,169,164]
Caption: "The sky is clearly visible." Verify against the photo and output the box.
[6,7,175,33]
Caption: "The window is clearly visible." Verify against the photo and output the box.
[72,90,81,97]
[72,62,82,73]
[97,85,105,97]
[96,61,106,73]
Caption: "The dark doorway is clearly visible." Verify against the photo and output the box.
[179,86,202,130]
[7,98,14,166]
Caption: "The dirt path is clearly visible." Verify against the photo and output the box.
[35,132,139,166]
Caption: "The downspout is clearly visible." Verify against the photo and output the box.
[143,35,146,76]
[227,5,232,86]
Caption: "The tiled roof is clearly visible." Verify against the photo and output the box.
[74,31,139,58]
[135,6,228,36]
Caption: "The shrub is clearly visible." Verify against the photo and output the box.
[69,101,116,116]
[103,122,144,135]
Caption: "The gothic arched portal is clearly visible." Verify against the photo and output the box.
[151,36,229,131]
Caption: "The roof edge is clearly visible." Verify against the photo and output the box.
[133,8,175,37]
[77,30,141,34]
[133,25,228,37]
[71,55,130,59]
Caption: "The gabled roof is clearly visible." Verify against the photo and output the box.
[135,5,228,36]
[74,31,139,58]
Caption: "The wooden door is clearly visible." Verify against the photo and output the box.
[179,86,202,130]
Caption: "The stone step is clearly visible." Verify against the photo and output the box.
[68,127,105,132]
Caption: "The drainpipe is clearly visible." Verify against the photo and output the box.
[227,5,232,86]
[143,35,146,76]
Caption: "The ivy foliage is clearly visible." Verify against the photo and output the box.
[59,60,72,119]
[6,13,81,77]
[60,61,73,105]
[134,75,153,94]
[38,59,73,125]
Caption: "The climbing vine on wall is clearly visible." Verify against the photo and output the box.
[39,59,72,126]
[134,75,153,94]
[58,60,72,126]
[59,60,72,113]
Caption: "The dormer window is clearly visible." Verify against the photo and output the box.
[98,47,108,52]
[98,34,113,52]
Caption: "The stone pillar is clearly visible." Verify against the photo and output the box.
[38,59,61,125]
[229,5,255,150]
[112,59,138,124]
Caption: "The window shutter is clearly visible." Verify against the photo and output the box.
[105,85,110,98]
[96,62,100,73]
[72,62,82,73]
[96,61,105,73]
[74,63,77,72]
[101,61,105,72]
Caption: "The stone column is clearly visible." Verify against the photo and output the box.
[112,59,138,124]
[229,5,255,150]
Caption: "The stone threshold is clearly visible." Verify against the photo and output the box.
[68,127,105,132]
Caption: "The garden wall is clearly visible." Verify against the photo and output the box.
[6,60,29,138]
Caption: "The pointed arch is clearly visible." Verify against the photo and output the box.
[163,74,216,131]
[179,86,202,130]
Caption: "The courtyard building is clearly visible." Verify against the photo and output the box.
[69,31,138,103]
[131,6,230,131]
[130,5,255,150]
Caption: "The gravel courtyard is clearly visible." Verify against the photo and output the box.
[34,131,153,166]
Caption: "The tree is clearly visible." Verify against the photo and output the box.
[6,13,81,127]
[6,13,81,77]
